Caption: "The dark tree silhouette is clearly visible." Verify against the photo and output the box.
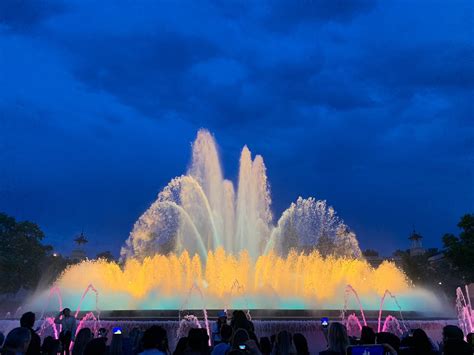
[96,251,115,262]
[0,213,52,293]
[363,249,379,257]
[443,214,474,283]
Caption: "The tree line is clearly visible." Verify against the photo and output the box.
[393,214,474,297]
[0,213,114,294]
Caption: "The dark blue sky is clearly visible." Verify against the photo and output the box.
[1,0,473,256]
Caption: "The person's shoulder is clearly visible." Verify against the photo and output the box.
[140,350,166,355]
[29,330,41,349]
[32,330,41,338]
[212,343,230,354]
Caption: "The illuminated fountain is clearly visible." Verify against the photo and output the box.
[120,129,360,261]
[28,129,441,312]
[456,286,474,335]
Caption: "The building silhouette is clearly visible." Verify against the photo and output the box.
[409,229,425,256]
[70,231,88,261]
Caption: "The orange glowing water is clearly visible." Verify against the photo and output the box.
[48,248,413,310]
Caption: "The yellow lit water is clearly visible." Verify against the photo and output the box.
[51,248,412,310]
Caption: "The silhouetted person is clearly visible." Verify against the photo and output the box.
[212,311,227,345]
[98,328,108,340]
[259,337,272,355]
[0,331,4,348]
[227,350,246,355]
[110,333,124,355]
[292,333,308,355]
[407,328,438,355]
[54,308,76,355]
[376,332,400,353]
[41,336,61,355]
[83,338,107,355]
[319,322,349,355]
[231,311,253,334]
[71,328,92,355]
[20,312,41,355]
[2,327,31,355]
[442,325,471,355]
[244,339,261,355]
[140,325,168,355]
[186,328,209,355]
[359,326,375,345]
[198,329,210,353]
[231,329,249,351]
[467,332,474,352]
[173,337,188,355]
[211,324,232,355]
[272,330,295,355]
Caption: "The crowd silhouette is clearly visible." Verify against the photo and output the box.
[0,310,472,355]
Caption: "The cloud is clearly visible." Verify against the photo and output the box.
[67,32,220,119]
[0,0,66,32]
[6,0,381,129]
[1,0,472,253]
[262,0,377,32]
[359,42,474,93]
[191,57,247,86]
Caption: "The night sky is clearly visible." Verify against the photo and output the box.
[1,0,473,257]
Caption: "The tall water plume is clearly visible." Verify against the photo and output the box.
[235,147,272,256]
[266,197,361,258]
[121,129,360,261]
